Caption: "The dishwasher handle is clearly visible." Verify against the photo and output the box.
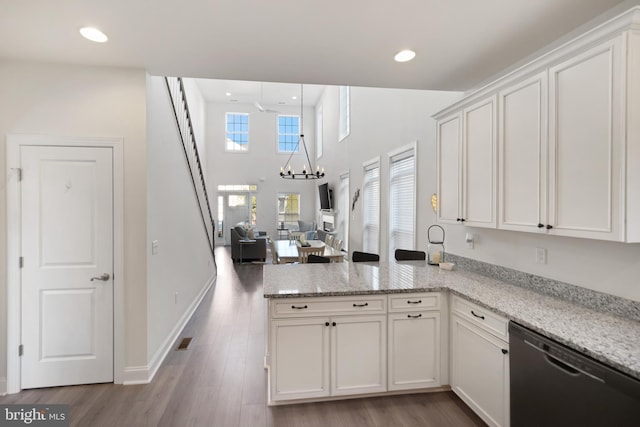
[524,339,605,383]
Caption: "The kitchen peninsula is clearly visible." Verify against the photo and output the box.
[263,261,640,424]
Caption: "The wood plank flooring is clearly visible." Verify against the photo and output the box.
[0,247,485,427]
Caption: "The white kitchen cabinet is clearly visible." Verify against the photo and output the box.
[437,96,497,227]
[268,296,387,402]
[331,314,387,396]
[388,311,440,391]
[450,295,509,427]
[498,71,548,232]
[547,36,624,240]
[437,113,462,224]
[270,317,330,401]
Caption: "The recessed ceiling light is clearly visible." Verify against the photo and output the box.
[394,49,416,62]
[79,27,108,43]
[292,96,297,100]
[225,92,231,96]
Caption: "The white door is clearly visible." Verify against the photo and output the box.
[21,145,114,389]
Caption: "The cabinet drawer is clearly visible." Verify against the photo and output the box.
[451,295,508,340]
[388,292,441,312]
[271,295,387,318]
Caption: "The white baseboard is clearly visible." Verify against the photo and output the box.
[0,377,7,396]
[122,273,216,385]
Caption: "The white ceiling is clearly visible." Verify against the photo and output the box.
[194,80,326,108]
[0,0,634,91]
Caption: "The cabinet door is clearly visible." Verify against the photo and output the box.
[463,96,497,227]
[388,311,440,391]
[499,72,548,232]
[548,36,624,240]
[331,315,387,396]
[271,318,330,401]
[451,315,509,427]
[437,113,462,224]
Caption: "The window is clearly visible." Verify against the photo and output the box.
[363,160,380,253]
[337,172,350,251]
[217,195,224,238]
[228,194,247,207]
[316,104,323,159]
[278,115,300,152]
[217,184,258,192]
[225,113,249,151]
[389,147,416,259]
[339,86,350,142]
[277,193,300,228]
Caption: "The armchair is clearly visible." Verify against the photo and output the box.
[230,225,268,263]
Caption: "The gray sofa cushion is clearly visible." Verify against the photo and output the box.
[234,225,247,238]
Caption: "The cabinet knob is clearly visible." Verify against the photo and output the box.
[332,322,336,327]
[538,223,544,228]
[325,322,330,327]
[501,349,509,355]
[546,224,553,230]
[460,218,466,222]
[456,218,461,222]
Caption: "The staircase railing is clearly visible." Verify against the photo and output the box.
[164,76,216,267]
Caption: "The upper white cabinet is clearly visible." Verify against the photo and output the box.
[548,37,623,240]
[437,6,640,242]
[498,72,548,233]
[437,96,497,228]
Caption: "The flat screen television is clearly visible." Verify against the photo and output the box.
[319,183,332,210]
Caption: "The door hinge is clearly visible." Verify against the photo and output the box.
[19,257,24,268]
[18,344,23,357]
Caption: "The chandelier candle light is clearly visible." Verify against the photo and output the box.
[280,84,325,179]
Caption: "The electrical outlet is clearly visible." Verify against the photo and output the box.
[465,233,474,249]
[536,247,547,264]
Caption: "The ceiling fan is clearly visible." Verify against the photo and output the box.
[253,82,282,114]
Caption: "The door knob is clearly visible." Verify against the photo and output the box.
[91,273,110,281]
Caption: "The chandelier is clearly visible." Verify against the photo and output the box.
[280,84,325,179]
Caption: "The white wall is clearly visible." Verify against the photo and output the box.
[318,86,463,261]
[205,102,318,239]
[0,61,148,390]
[146,75,216,368]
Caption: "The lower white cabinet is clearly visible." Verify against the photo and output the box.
[388,311,441,390]
[451,314,510,427]
[270,314,386,401]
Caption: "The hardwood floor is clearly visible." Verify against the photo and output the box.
[0,247,485,427]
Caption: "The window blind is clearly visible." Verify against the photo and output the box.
[363,163,380,253]
[389,149,416,259]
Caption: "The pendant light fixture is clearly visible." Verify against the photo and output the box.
[280,84,325,179]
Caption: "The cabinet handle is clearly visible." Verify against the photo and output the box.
[502,349,509,355]
[353,302,369,307]
[291,305,308,310]
[456,218,461,222]
[546,224,553,230]
[538,223,544,228]
[407,314,423,319]
[332,322,336,327]
[460,218,466,222]
[325,322,330,327]
[470,310,485,320]
[407,300,422,304]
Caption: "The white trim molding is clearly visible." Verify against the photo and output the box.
[6,134,125,394]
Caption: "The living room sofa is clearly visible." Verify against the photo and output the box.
[230,225,268,263]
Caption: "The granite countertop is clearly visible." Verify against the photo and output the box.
[263,261,640,381]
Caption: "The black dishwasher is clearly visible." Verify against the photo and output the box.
[509,321,640,427]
